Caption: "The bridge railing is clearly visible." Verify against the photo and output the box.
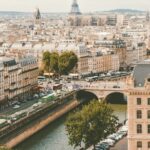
[73,84,127,90]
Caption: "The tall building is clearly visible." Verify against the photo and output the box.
[70,0,81,15]
[33,7,42,35]
[34,7,41,20]
[107,15,117,26]
[0,56,38,109]
[128,62,150,150]
[146,11,150,22]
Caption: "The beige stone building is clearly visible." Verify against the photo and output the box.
[128,63,150,150]
[0,56,38,109]
[70,48,120,76]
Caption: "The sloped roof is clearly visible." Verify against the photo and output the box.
[133,63,150,87]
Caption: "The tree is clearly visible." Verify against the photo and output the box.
[42,51,78,75]
[65,101,118,150]
[50,52,59,74]
[58,51,78,75]
[0,147,12,150]
[42,51,51,73]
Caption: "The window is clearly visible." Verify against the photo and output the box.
[148,142,150,148]
[137,110,142,119]
[148,111,150,119]
[137,98,141,105]
[148,98,150,105]
[148,125,150,134]
[137,124,142,133]
[137,141,142,148]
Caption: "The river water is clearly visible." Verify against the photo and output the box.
[15,104,127,150]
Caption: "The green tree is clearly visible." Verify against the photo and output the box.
[42,51,51,73]
[0,147,12,150]
[43,51,78,75]
[65,101,118,150]
[58,51,78,75]
[50,52,59,74]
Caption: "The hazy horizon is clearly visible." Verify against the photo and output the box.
[0,0,149,13]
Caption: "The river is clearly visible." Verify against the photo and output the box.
[15,104,127,150]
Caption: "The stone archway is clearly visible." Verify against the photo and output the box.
[105,92,127,104]
[76,90,98,102]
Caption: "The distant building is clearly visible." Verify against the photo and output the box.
[34,7,41,20]
[146,11,150,22]
[107,15,117,26]
[70,0,81,15]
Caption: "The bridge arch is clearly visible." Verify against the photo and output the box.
[105,92,127,104]
[76,90,98,101]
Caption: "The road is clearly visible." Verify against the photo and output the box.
[68,80,127,90]
[0,99,38,116]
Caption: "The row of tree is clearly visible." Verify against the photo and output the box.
[42,51,78,75]
[65,101,118,150]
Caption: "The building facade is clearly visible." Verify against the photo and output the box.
[0,56,38,109]
[128,63,150,150]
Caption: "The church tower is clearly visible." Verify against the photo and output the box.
[34,8,41,23]
[146,11,150,22]
[32,7,42,36]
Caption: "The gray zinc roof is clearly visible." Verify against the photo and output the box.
[133,63,150,87]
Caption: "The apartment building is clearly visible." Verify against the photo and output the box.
[128,63,150,150]
[76,49,119,76]
[0,56,38,109]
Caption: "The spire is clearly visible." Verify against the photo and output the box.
[34,8,41,20]
[70,0,81,15]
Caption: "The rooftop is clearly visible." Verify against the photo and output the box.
[133,63,150,87]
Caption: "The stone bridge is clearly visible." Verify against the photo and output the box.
[74,81,129,101]
[82,87,128,100]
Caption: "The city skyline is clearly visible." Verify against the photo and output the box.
[0,0,149,12]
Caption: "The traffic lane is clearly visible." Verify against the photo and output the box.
[110,136,127,150]
[0,99,39,116]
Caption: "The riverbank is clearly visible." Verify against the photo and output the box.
[0,98,81,149]
[15,104,127,150]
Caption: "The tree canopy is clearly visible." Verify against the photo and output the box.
[0,147,12,150]
[42,51,78,75]
[65,101,118,150]
[50,52,59,74]
[58,51,78,75]
[42,51,51,72]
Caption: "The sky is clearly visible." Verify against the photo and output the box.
[0,0,149,12]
